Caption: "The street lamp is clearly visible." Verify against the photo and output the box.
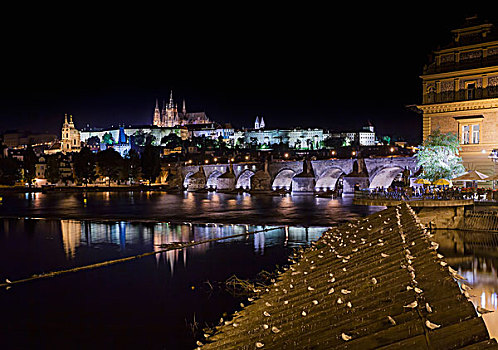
[214,157,218,162]
[284,153,289,159]
[489,149,498,189]
[205,159,209,164]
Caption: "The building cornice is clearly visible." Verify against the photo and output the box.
[435,39,498,55]
[416,98,498,114]
[420,66,498,80]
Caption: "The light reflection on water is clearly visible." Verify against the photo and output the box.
[433,230,498,339]
[0,191,382,226]
[0,218,327,349]
[58,219,325,276]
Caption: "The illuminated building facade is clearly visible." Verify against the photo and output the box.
[61,114,81,154]
[152,91,210,127]
[417,17,498,177]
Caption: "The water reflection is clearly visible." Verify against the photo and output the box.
[0,217,329,349]
[54,220,326,277]
[433,229,498,339]
[0,191,380,227]
[60,220,81,259]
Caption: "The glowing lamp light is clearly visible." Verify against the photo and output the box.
[284,153,289,158]
[205,159,209,164]
[188,159,193,164]
[214,157,218,162]
[230,158,235,162]
[352,151,356,156]
[390,147,395,153]
[245,155,250,160]
[331,150,336,156]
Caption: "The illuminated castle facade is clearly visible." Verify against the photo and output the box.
[152,91,210,127]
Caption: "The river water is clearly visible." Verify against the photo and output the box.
[0,192,380,349]
[0,192,497,347]
[0,191,380,226]
[432,229,498,340]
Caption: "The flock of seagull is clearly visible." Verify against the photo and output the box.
[199,203,494,349]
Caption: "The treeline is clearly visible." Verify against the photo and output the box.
[0,144,163,186]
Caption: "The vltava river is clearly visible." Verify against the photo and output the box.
[0,191,380,226]
[0,219,327,349]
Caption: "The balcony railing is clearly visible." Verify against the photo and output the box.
[423,87,498,104]
[423,55,498,75]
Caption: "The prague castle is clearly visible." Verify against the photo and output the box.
[417,16,498,176]
[152,91,210,127]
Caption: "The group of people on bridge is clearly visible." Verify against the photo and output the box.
[360,185,498,201]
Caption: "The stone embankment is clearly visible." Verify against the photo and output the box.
[200,203,496,349]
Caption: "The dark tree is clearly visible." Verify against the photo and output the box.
[161,133,182,148]
[141,144,161,185]
[323,137,345,149]
[23,146,37,187]
[73,147,96,186]
[102,132,115,145]
[145,134,157,146]
[96,148,123,186]
[45,155,61,184]
[132,130,146,147]
[0,157,21,185]
[86,136,101,148]
[127,149,141,183]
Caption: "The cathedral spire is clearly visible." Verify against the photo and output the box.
[169,90,174,108]
[64,113,68,124]
[182,99,186,114]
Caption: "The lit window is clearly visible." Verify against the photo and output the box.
[462,124,480,144]
[462,125,470,144]
[472,124,480,144]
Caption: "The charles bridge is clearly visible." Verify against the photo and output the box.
[177,156,420,193]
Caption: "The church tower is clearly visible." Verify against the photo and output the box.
[255,116,260,129]
[163,90,179,127]
[260,117,265,129]
[152,99,161,126]
[161,99,167,126]
[61,114,81,153]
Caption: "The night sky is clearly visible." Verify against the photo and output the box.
[1,5,497,144]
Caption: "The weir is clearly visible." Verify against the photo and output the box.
[200,203,497,349]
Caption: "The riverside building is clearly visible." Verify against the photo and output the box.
[416,16,498,176]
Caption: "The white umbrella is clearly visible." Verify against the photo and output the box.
[452,170,489,181]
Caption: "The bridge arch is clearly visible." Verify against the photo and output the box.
[183,172,195,189]
[236,169,255,189]
[315,167,345,191]
[206,170,223,189]
[272,169,296,190]
[369,166,405,189]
